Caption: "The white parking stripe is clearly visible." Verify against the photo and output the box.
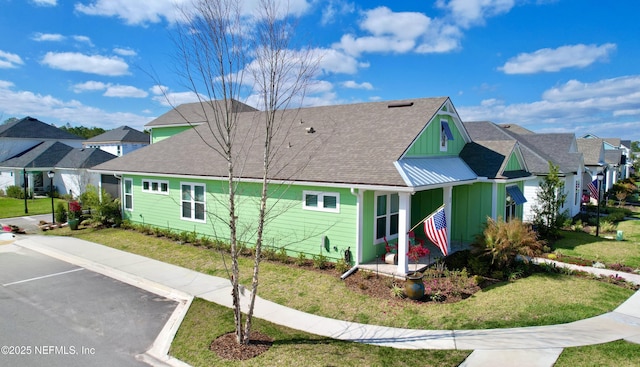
[2,268,84,286]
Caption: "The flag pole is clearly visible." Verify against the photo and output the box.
[408,204,445,233]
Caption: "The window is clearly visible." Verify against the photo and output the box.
[375,193,399,243]
[505,185,526,222]
[124,178,133,211]
[181,183,206,221]
[574,181,580,206]
[142,179,169,194]
[303,191,339,213]
[440,120,454,151]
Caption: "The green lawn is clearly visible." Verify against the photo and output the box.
[555,340,640,367]
[44,219,640,367]
[54,227,634,330]
[552,222,640,269]
[171,298,471,367]
[0,197,65,219]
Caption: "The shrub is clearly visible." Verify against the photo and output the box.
[6,185,25,199]
[295,252,307,266]
[276,247,290,264]
[472,218,546,270]
[312,252,328,269]
[55,202,67,223]
[334,258,350,274]
[444,249,471,270]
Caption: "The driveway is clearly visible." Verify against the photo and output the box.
[0,244,179,367]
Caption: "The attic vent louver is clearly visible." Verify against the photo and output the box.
[388,102,414,108]
[306,127,315,134]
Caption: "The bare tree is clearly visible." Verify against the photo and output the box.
[172,0,318,345]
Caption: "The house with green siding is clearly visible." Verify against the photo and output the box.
[92,97,531,276]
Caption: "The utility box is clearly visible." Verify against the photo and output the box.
[616,230,624,241]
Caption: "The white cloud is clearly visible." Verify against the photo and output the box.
[72,35,94,46]
[73,81,108,92]
[150,85,203,106]
[75,0,311,25]
[342,80,373,90]
[113,48,137,57]
[0,80,152,130]
[32,33,65,42]
[335,7,432,56]
[0,50,24,68]
[31,0,57,6]
[542,75,640,102]
[499,43,616,74]
[361,7,431,40]
[438,0,515,28]
[73,80,148,98]
[458,75,640,140]
[321,0,355,26]
[104,85,148,98]
[41,52,129,76]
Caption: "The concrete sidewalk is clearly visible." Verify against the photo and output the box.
[9,235,640,367]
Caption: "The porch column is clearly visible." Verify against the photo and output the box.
[444,186,452,253]
[397,192,411,275]
[491,182,498,220]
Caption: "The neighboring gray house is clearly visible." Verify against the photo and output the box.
[0,140,116,197]
[83,125,150,157]
[0,117,83,193]
[464,121,584,220]
[576,137,607,194]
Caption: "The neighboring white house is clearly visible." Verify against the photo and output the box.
[464,121,584,221]
[83,126,149,157]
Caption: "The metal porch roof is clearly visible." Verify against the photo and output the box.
[394,157,478,188]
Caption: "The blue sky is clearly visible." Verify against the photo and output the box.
[1,0,639,141]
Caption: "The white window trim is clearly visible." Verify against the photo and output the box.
[374,192,399,244]
[302,191,340,213]
[180,182,206,223]
[142,179,169,195]
[440,119,449,152]
[123,178,133,212]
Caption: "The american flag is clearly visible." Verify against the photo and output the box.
[424,206,448,256]
[587,179,599,201]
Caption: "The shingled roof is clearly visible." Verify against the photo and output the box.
[0,141,116,170]
[0,117,83,140]
[145,99,259,127]
[577,138,604,166]
[464,121,582,176]
[84,126,149,144]
[95,97,455,187]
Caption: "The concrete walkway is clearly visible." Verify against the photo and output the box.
[7,234,640,367]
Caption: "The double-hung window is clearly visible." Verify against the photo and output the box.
[375,193,399,243]
[303,191,339,213]
[181,183,205,222]
[124,178,133,211]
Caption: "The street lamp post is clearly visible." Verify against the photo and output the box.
[596,171,604,237]
[47,170,55,224]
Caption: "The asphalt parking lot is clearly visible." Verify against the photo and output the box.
[0,244,179,367]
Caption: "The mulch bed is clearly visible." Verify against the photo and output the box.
[210,331,273,360]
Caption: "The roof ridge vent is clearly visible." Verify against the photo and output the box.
[388,102,414,108]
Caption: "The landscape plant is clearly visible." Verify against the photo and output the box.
[532,162,568,239]
[472,217,546,271]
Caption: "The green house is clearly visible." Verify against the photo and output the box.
[93,97,530,275]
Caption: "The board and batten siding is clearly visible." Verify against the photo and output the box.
[123,175,357,261]
[150,126,194,144]
[403,114,466,157]
[452,183,493,244]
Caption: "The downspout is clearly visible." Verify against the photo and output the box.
[341,187,363,280]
